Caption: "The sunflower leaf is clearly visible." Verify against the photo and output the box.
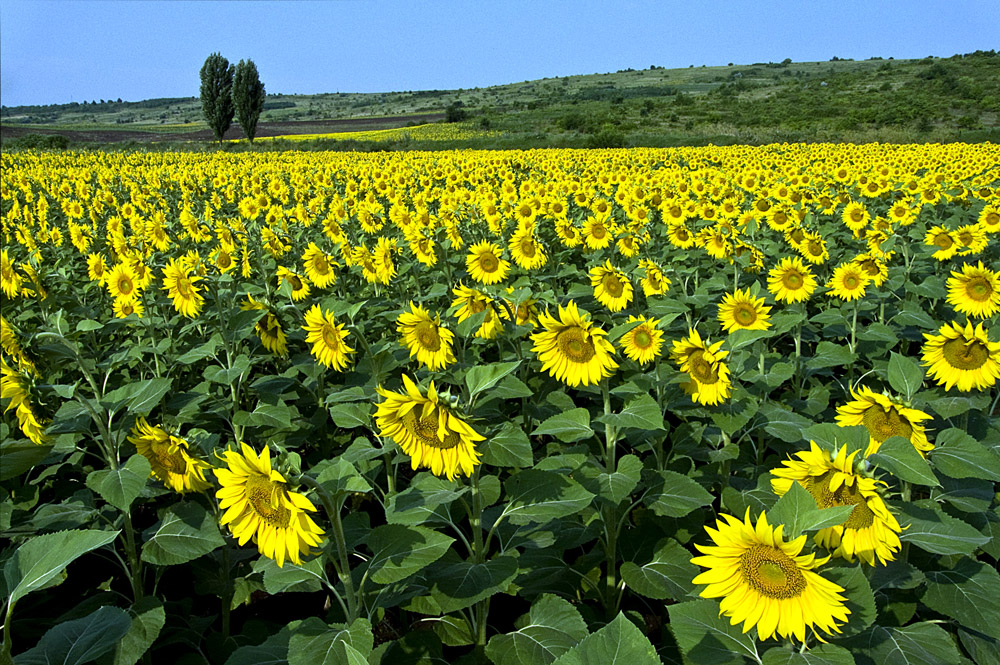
[620,538,698,601]
[761,644,856,665]
[4,529,120,607]
[502,469,595,525]
[887,352,924,400]
[531,409,594,443]
[596,393,665,431]
[481,422,533,468]
[824,565,876,637]
[921,559,1000,641]
[141,501,225,566]
[868,436,939,486]
[668,599,762,665]
[466,361,521,399]
[85,454,151,513]
[429,552,518,614]
[642,469,713,519]
[111,597,167,665]
[853,622,966,665]
[929,428,1000,481]
[549,612,660,665]
[13,605,132,665]
[895,499,991,556]
[366,524,454,585]
[485,594,589,665]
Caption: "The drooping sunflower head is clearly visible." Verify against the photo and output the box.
[771,441,903,566]
[302,304,354,371]
[466,240,510,285]
[921,320,1000,392]
[397,301,455,371]
[851,252,889,287]
[639,259,671,297]
[619,315,664,365]
[826,262,870,301]
[946,261,1000,319]
[835,385,933,457]
[530,300,618,387]
[161,258,204,319]
[589,260,634,313]
[129,417,212,494]
[215,443,324,567]
[691,508,850,643]
[717,287,772,333]
[276,266,311,302]
[451,284,508,340]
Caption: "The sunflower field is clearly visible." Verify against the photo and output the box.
[1,143,999,665]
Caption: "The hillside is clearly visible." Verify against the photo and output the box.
[2,50,998,148]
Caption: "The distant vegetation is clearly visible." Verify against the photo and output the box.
[2,51,998,149]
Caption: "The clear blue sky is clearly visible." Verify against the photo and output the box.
[2,0,997,107]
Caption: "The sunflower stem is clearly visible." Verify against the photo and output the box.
[470,467,491,645]
[298,475,359,622]
[123,510,144,602]
[2,601,16,661]
[600,379,620,619]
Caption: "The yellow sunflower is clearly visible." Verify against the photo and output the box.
[667,222,697,249]
[691,509,850,643]
[128,417,212,494]
[638,259,670,297]
[106,263,139,301]
[216,443,325,567]
[589,260,633,313]
[921,320,1000,392]
[771,442,902,566]
[375,374,483,481]
[671,328,731,406]
[161,258,204,318]
[582,215,614,250]
[452,284,508,340]
[717,288,772,333]
[86,253,108,285]
[835,385,933,457]
[1,357,47,445]
[619,315,663,365]
[826,262,870,301]
[1,249,22,298]
[466,240,510,285]
[113,296,143,319]
[397,301,455,371]
[946,261,1000,319]
[851,253,889,288]
[767,257,817,304]
[978,204,1000,233]
[302,304,354,371]
[241,296,287,357]
[530,300,617,387]
[509,227,548,270]
[841,201,870,233]
[276,266,311,302]
[302,242,338,289]
[923,225,958,261]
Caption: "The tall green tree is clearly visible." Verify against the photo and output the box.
[233,59,266,144]
[199,52,235,145]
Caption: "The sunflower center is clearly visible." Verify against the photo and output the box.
[933,233,953,249]
[942,338,989,370]
[958,231,973,246]
[403,409,460,450]
[602,274,624,298]
[844,274,861,290]
[519,239,537,257]
[556,327,596,363]
[218,252,232,269]
[688,351,720,384]
[414,321,442,352]
[807,241,823,256]
[861,406,913,443]
[965,277,992,302]
[176,277,194,298]
[321,325,342,350]
[739,544,806,599]
[478,253,499,273]
[118,278,134,295]
[154,449,187,474]
[633,329,653,349]
[985,212,1000,227]
[591,225,607,239]
[245,474,291,528]
[314,256,330,273]
[468,298,487,314]
[289,275,303,290]
[782,271,804,290]
[734,304,757,326]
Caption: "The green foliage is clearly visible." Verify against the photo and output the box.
[199,52,235,144]
[232,59,266,143]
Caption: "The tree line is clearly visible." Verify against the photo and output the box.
[200,53,266,145]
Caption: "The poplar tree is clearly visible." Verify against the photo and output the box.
[233,59,266,144]
[199,52,235,145]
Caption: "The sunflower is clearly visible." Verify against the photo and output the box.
[242,296,288,357]
[531,300,617,387]
[397,301,455,371]
[921,320,1000,392]
[923,225,959,261]
[639,259,670,297]
[717,288,772,333]
[113,297,143,319]
[826,262,870,301]
[581,215,614,250]
[216,443,325,567]
[835,386,933,457]
[978,204,1000,233]
[946,261,1000,319]
[375,374,483,481]
[509,228,547,270]
[1,357,47,445]
[619,315,663,365]
[86,253,108,285]
[589,260,633,313]
[691,509,850,643]
[106,263,139,301]
[767,257,817,304]
[772,442,902,566]
[671,328,732,406]
[841,201,870,233]
[161,258,204,318]
[374,236,398,285]
[128,417,212,494]
[954,224,988,256]
[452,284,508,340]
[851,253,889,288]
[276,266,311,302]
[0,316,35,375]
[797,232,829,265]
[302,304,354,371]
[466,240,510,285]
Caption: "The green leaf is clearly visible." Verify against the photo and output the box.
[767,483,855,539]
[926,392,989,419]
[0,439,53,480]
[223,626,292,665]
[726,329,775,351]
[958,628,1000,665]
[531,409,594,443]
[580,455,643,504]
[254,556,327,594]
[85,455,151,513]
[366,524,454,584]
[930,429,1000,481]
[869,436,939,486]
[430,553,518,614]
[824,565,876,637]
[111,597,166,665]
[466,361,521,398]
[607,318,644,344]
[620,538,698,600]
[327,403,371,429]
[247,402,294,430]
[76,319,104,332]
[668,599,761,665]
[643,470,713,518]
[895,500,991,556]
[759,403,812,443]
[4,529,119,607]
[175,334,222,364]
[597,393,665,432]
[921,559,1000,641]
[803,424,870,457]
[314,458,372,497]
[762,645,855,665]
[481,422,533,468]
[13,605,131,665]
[856,622,965,665]
[485,594,588,665]
[102,378,172,414]
[502,470,595,525]
[287,617,373,665]
[550,612,660,665]
[385,474,468,526]
[141,502,225,566]
[808,341,855,369]
[887,352,924,399]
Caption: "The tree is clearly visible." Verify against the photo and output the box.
[233,59,266,144]
[200,52,235,145]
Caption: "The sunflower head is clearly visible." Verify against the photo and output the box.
[826,263,870,301]
[530,301,618,387]
[718,287,771,333]
[946,261,1000,319]
[397,301,456,371]
[921,320,1000,392]
[302,304,354,371]
[619,315,663,365]
[589,260,634,313]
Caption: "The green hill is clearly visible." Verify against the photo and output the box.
[2,50,998,148]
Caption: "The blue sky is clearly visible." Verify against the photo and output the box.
[1,0,997,107]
